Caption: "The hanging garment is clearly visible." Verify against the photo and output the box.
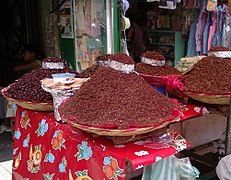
[221,19,226,46]
[195,1,207,54]
[223,11,231,48]
[159,0,177,10]
[207,10,217,51]
[195,0,203,9]
[219,5,227,45]
[187,10,199,56]
[212,5,227,47]
[183,9,195,32]
[202,12,210,55]
[121,0,130,12]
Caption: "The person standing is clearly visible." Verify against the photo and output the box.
[126,22,151,62]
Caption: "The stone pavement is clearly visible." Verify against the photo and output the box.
[0,132,13,180]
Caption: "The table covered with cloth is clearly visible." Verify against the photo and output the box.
[12,104,205,180]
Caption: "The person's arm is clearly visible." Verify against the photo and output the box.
[14,61,41,71]
[126,25,134,40]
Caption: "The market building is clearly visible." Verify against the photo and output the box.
[0,0,231,179]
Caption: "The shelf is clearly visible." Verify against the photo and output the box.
[145,29,181,33]
[146,29,185,67]
[151,42,175,46]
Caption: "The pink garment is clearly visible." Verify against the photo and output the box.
[208,11,217,51]
[195,5,207,54]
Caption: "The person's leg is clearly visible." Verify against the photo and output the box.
[0,91,6,120]
[3,118,11,132]
[3,101,13,132]
[0,118,4,125]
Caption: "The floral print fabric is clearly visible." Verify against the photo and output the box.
[12,106,197,179]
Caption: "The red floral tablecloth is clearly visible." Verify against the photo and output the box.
[12,106,198,180]
[180,104,208,121]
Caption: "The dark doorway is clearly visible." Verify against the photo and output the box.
[0,0,39,86]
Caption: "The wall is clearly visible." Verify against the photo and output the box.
[37,0,60,57]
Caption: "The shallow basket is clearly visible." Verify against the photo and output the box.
[63,116,180,137]
[2,88,53,111]
[184,91,230,105]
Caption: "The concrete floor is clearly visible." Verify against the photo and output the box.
[0,132,13,180]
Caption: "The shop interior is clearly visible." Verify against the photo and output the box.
[124,0,228,67]
[125,1,186,67]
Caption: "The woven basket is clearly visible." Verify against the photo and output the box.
[2,88,53,111]
[184,91,230,105]
[64,116,180,137]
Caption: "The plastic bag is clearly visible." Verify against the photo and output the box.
[216,154,231,180]
[142,155,199,180]
[139,73,184,92]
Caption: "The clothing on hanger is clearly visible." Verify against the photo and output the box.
[207,10,217,51]
[195,1,207,54]
[159,0,177,9]
[206,0,218,11]
[187,10,199,56]
[202,12,211,54]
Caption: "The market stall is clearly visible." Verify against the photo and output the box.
[12,106,193,180]
[2,53,210,179]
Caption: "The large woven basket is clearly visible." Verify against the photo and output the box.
[184,91,230,105]
[62,115,180,137]
[2,88,53,111]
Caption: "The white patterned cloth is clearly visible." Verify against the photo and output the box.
[216,154,231,180]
